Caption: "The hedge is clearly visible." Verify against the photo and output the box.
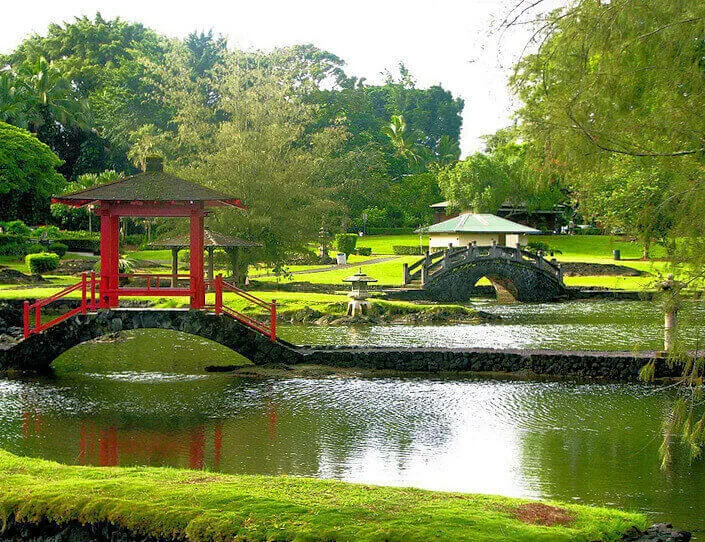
[25,252,60,274]
[393,245,429,255]
[356,246,372,256]
[60,238,100,253]
[362,227,415,235]
[48,242,68,258]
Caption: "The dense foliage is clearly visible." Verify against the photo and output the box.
[508,0,705,460]
[0,14,464,250]
[0,122,65,222]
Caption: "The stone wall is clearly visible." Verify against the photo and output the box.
[298,346,676,381]
[0,307,679,382]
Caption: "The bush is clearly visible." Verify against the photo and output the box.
[393,245,429,255]
[363,227,415,235]
[31,225,60,239]
[122,233,145,247]
[60,238,100,253]
[1,220,31,236]
[574,226,602,235]
[48,242,69,258]
[335,233,358,256]
[26,243,45,255]
[356,247,372,256]
[26,252,60,274]
[0,234,28,256]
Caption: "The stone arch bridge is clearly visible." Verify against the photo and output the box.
[0,309,302,373]
[403,245,567,303]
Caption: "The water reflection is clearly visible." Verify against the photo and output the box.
[280,300,705,351]
[0,329,703,534]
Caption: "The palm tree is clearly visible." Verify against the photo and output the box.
[0,68,28,126]
[21,56,90,133]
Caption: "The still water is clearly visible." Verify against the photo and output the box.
[1,300,705,535]
[284,299,705,351]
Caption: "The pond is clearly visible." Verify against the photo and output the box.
[282,299,705,351]
[1,300,705,536]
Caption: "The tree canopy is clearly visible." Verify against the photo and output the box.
[0,121,65,222]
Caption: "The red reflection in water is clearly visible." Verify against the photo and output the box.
[98,427,119,466]
[189,425,205,470]
[214,424,223,470]
[31,418,225,471]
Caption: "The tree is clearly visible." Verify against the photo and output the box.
[51,170,120,230]
[0,122,65,222]
[508,0,705,462]
[438,128,565,215]
[510,0,705,246]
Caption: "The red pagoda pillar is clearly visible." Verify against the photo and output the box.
[189,204,205,309]
[99,207,120,308]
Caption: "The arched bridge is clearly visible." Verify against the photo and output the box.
[0,309,302,373]
[403,245,567,302]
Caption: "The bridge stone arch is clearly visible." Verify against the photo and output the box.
[405,245,567,303]
[426,258,566,302]
[0,309,302,373]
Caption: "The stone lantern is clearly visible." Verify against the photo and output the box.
[343,268,378,316]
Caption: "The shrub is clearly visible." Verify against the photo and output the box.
[574,226,601,235]
[26,252,60,274]
[31,225,60,239]
[335,233,358,256]
[0,234,29,256]
[60,238,100,253]
[364,227,415,235]
[1,220,30,236]
[356,247,372,256]
[48,242,69,258]
[26,243,45,255]
[393,245,429,255]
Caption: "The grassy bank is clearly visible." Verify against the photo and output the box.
[0,450,646,541]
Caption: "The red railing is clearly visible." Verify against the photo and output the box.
[111,273,192,297]
[208,274,277,341]
[22,272,276,342]
[23,273,99,338]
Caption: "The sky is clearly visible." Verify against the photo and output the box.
[0,0,557,156]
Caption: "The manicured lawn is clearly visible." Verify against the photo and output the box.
[0,450,646,542]
[255,256,419,287]
[357,234,427,255]
[529,235,668,262]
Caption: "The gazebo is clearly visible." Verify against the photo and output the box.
[52,157,245,309]
[150,229,262,286]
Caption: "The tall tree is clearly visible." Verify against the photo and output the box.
[0,122,65,222]
[509,0,705,462]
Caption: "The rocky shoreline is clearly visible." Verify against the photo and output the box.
[0,517,690,542]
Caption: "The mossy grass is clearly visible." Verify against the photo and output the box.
[0,449,646,541]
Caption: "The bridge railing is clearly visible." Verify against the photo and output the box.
[110,273,193,297]
[404,244,564,286]
[207,275,277,341]
[23,272,99,338]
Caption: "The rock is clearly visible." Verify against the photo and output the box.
[620,523,691,541]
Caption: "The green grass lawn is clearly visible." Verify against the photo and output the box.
[255,256,419,287]
[356,234,427,255]
[530,235,667,262]
[0,450,646,542]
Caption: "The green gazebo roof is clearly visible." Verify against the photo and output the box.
[419,213,541,234]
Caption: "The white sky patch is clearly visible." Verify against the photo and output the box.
[0,0,564,156]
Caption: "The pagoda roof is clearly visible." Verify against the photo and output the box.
[52,158,244,209]
[150,230,262,249]
[419,213,541,235]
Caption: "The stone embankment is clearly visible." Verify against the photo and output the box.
[0,517,689,542]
